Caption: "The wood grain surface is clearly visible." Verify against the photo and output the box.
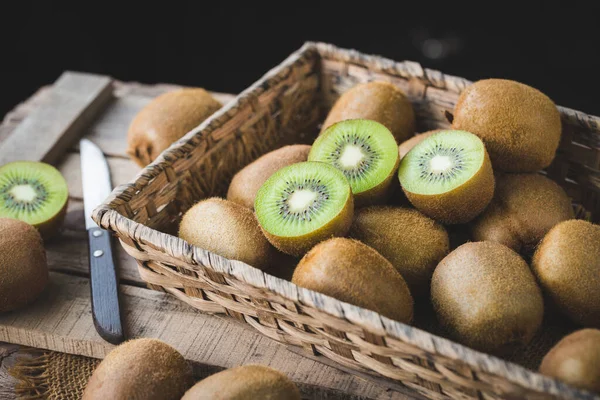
[0,75,419,400]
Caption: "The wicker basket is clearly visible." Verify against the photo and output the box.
[93,42,600,400]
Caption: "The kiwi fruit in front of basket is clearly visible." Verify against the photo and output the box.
[397,129,495,224]
[471,173,574,253]
[452,79,561,172]
[0,161,69,239]
[539,329,600,393]
[181,364,301,400]
[83,338,193,400]
[227,144,311,209]
[127,88,222,167]
[309,119,399,206]
[532,220,600,328]
[179,198,275,270]
[349,206,449,296]
[0,218,48,313]
[398,129,443,159]
[254,161,353,257]
[431,241,544,354]
[322,81,416,143]
[292,238,414,323]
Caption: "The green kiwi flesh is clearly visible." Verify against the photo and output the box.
[255,161,353,257]
[309,119,399,206]
[539,329,600,393]
[181,365,301,400]
[0,161,68,239]
[471,173,574,253]
[350,206,449,296]
[179,198,274,270]
[398,130,494,224]
[0,218,48,313]
[292,238,414,323]
[227,144,311,209]
[83,338,193,400]
[431,241,544,354]
[532,220,600,328]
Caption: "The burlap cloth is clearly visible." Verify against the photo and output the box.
[9,350,99,399]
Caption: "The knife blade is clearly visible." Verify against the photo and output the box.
[80,138,124,344]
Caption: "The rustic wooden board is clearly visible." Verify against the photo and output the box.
[0,72,113,165]
[0,77,420,399]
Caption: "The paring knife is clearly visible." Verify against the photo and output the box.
[80,139,124,344]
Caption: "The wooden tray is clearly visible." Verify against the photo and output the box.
[0,72,421,400]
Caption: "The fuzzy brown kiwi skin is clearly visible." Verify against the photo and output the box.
[431,241,544,355]
[349,206,449,296]
[227,145,311,209]
[293,238,414,323]
[532,220,600,328]
[83,338,193,400]
[36,199,68,240]
[398,129,444,159]
[402,149,495,224]
[126,88,222,167]
[471,173,574,254]
[179,198,275,270]
[322,81,416,143]
[262,194,354,258]
[539,329,600,393]
[0,218,48,313]
[452,79,561,172]
[181,365,301,400]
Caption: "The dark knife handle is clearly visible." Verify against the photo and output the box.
[88,227,125,344]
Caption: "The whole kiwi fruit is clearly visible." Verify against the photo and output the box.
[179,198,274,270]
[0,218,48,313]
[452,79,561,172]
[127,88,222,167]
[181,365,301,400]
[322,81,416,143]
[398,129,443,159]
[227,145,311,209]
[83,338,193,400]
[349,206,449,296]
[431,241,544,354]
[398,130,495,224]
[539,329,600,393]
[292,238,414,323]
[471,173,574,253]
[532,220,600,328]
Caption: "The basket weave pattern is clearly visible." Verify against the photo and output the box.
[94,42,600,400]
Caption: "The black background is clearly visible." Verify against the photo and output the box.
[2,2,599,118]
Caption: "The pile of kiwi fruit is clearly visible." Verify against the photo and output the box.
[83,338,301,399]
[173,78,600,393]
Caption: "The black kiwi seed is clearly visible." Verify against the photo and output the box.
[416,143,469,183]
[0,174,50,213]
[324,132,381,181]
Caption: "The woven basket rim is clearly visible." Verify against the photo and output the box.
[93,41,599,399]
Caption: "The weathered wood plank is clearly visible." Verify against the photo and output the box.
[0,273,411,400]
[0,72,113,165]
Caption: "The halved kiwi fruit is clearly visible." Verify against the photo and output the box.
[0,161,68,239]
[181,365,301,400]
[309,119,399,206]
[398,130,494,224]
[255,161,353,257]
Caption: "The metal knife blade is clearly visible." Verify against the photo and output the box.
[80,139,124,344]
